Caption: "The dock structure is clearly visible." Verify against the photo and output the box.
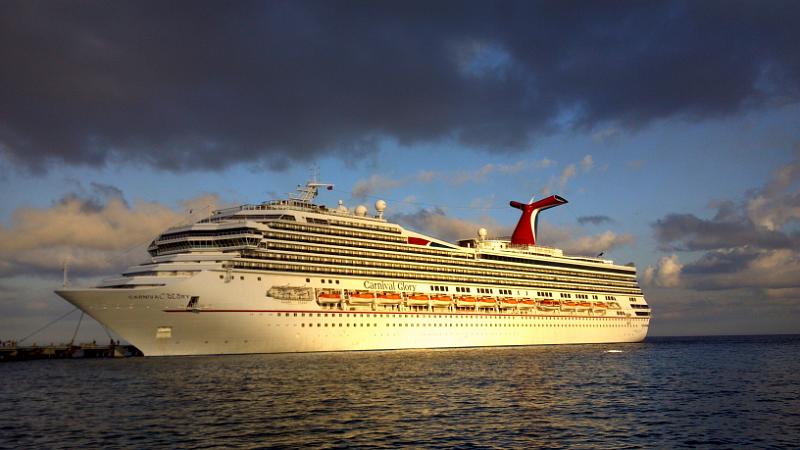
[0,342,142,361]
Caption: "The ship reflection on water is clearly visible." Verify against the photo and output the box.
[1,335,798,448]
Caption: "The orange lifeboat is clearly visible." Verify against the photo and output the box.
[348,291,375,304]
[477,296,497,308]
[456,296,477,308]
[561,300,578,310]
[430,295,453,307]
[376,292,402,305]
[539,299,560,310]
[499,298,518,308]
[406,294,430,306]
[593,302,608,309]
[517,298,535,309]
[317,291,342,304]
[577,301,592,310]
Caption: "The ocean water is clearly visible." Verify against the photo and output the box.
[1,335,798,449]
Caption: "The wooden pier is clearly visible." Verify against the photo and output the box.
[0,342,142,361]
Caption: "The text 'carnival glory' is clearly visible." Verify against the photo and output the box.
[56,181,650,356]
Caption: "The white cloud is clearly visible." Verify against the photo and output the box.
[450,161,528,185]
[0,193,222,277]
[591,127,620,143]
[351,174,407,199]
[392,208,509,242]
[643,254,683,288]
[580,154,594,172]
[558,164,576,190]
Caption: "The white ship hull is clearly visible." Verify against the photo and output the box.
[56,271,649,356]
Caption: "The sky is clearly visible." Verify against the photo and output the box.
[1,0,799,343]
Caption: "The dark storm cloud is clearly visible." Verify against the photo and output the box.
[653,213,796,251]
[55,181,127,212]
[2,0,800,172]
[650,157,800,291]
[577,215,613,226]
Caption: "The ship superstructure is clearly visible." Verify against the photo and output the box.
[56,181,650,356]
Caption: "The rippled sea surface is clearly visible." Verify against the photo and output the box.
[2,335,799,449]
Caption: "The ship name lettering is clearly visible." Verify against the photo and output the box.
[363,280,416,292]
[127,293,190,301]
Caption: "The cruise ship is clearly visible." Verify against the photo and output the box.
[55,180,650,356]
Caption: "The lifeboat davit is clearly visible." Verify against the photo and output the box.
[406,294,430,306]
[431,295,453,307]
[376,292,402,305]
[348,291,375,304]
[517,299,535,309]
[317,291,342,304]
[592,301,608,312]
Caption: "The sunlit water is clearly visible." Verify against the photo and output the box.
[2,335,798,449]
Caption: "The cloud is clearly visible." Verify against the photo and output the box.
[577,215,613,225]
[391,208,509,243]
[392,206,634,258]
[532,158,555,169]
[591,127,620,143]
[558,164,576,189]
[0,189,222,277]
[351,175,408,199]
[626,160,645,170]
[682,248,800,290]
[560,230,634,256]
[580,154,594,172]
[652,156,800,292]
[536,223,634,256]
[450,161,528,185]
[353,161,533,198]
[2,2,800,173]
[653,212,794,251]
[642,254,683,288]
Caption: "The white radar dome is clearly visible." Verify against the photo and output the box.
[355,205,368,217]
[375,199,387,212]
[478,228,488,240]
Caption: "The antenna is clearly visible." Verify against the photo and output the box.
[62,258,70,288]
[311,164,320,183]
[288,167,334,203]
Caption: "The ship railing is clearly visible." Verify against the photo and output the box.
[209,202,386,222]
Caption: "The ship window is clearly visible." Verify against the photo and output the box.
[219,275,224,279]
[240,276,244,280]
